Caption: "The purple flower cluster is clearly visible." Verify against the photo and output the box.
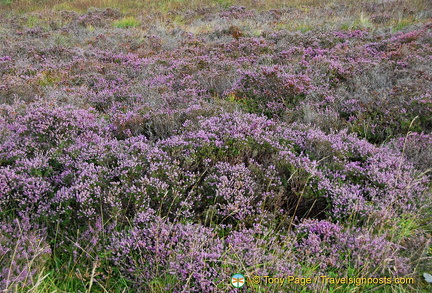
[0,219,50,290]
[295,219,410,275]
[0,101,428,290]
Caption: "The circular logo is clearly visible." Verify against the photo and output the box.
[231,273,245,288]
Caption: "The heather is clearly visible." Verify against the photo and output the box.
[0,0,431,292]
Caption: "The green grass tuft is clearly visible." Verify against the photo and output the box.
[113,16,140,28]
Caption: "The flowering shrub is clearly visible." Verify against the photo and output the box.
[294,219,410,275]
[0,219,50,291]
[109,217,224,292]
[389,132,432,175]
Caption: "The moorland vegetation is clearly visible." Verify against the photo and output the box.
[0,0,431,292]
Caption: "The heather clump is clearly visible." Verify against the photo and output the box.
[388,132,432,175]
[0,219,50,291]
[108,218,224,292]
[228,66,313,117]
[294,219,410,275]
[108,219,415,292]
[1,12,431,143]
[156,112,428,227]
[109,219,298,292]
[1,103,426,226]
[0,102,430,292]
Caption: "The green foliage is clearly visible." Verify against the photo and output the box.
[149,274,179,293]
[393,17,415,32]
[113,16,140,28]
[37,71,62,87]
[212,0,232,8]
[25,14,39,28]
[393,215,419,241]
